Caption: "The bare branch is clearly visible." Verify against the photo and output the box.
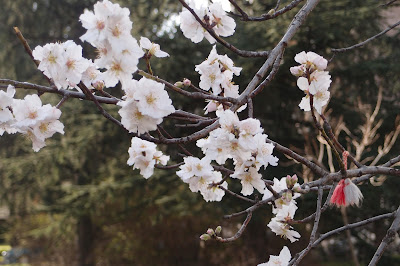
[368,206,400,266]
[311,211,396,248]
[289,187,323,265]
[217,212,253,242]
[331,20,400,53]
[230,0,305,22]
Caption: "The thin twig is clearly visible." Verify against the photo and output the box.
[311,212,396,248]
[218,186,256,203]
[217,212,253,242]
[229,0,304,22]
[331,20,400,53]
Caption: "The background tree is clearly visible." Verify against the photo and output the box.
[0,0,399,265]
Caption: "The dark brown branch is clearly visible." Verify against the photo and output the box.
[138,70,238,104]
[78,83,124,129]
[368,206,400,266]
[249,49,285,98]
[289,182,335,224]
[155,162,185,170]
[13,27,54,88]
[247,98,254,118]
[217,212,253,242]
[178,0,269,58]
[218,186,256,203]
[55,95,69,109]
[290,187,323,265]
[267,138,327,177]
[331,20,400,53]
[228,0,248,20]
[309,95,345,172]
[0,79,118,104]
[311,212,396,248]
[353,155,400,184]
[379,0,398,7]
[321,114,363,168]
[230,0,304,22]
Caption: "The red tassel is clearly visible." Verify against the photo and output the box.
[331,178,363,207]
[330,179,346,206]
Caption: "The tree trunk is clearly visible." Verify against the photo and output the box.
[77,215,94,266]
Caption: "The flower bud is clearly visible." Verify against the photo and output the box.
[286,174,298,189]
[183,78,191,87]
[207,228,215,235]
[215,226,222,235]
[92,81,104,91]
[267,9,275,16]
[174,81,184,88]
[200,234,211,241]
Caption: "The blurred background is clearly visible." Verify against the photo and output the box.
[0,0,399,265]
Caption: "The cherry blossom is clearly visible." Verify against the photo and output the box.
[140,37,169,58]
[127,137,169,178]
[258,246,291,266]
[179,1,236,44]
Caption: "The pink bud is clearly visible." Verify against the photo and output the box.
[183,78,191,87]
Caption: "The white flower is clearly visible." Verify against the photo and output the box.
[179,1,236,44]
[294,51,328,71]
[80,0,132,48]
[267,218,301,243]
[117,100,162,134]
[79,0,116,45]
[200,171,227,202]
[253,134,279,169]
[31,108,64,141]
[140,37,169,58]
[100,54,139,87]
[176,156,214,182]
[179,6,207,43]
[297,75,331,115]
[32,43,64,81]
[13,95,48,128]
[0,85,17,135]
[231,166,265,196]
[196,62,224,93]
[258,246,291,266]
[133,78,175,119]
[0,85,15,123]
[127,137,169,179]
[208,2,236,38]
[195,46,241,95]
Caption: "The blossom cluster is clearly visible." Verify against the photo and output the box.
[0,85,64,151]
[32,41,94,90]
[264,175,301,243]
[127,137,169,178]
[30,0,175,172]
[117,77,175,134]
[195,46,242,113]
[179,0,236,44]
[176,156,227,202]
[197,109,278,196]
[79,0,145,87]
[290,51,331,114]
